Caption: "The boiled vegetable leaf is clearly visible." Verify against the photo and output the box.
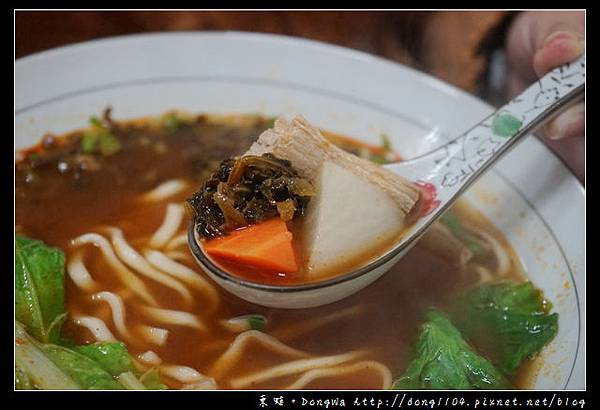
[117,371,148,389]
[42,344,123,389]
[15,321,80,390]
[16,322,164,390]
[15,236,167,390]
[140,369,169,390]
[15,364,33,390]
[73,342,135,376]
[391,310,510,390]
[15,235,66,344]
[451,280,558,375]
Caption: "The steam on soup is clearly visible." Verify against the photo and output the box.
[15,110,558,390]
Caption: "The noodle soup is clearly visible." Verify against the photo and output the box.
[15,111,558,390]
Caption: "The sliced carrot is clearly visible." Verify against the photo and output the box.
[203,218,298,273]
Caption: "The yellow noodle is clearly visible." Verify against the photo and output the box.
[209,330,309,380]
[160,365,213,383]
[138,325,170,346]
[473,263,494,283]
[139,179,188,203]
[66,250,98,292]
[164,250,193,261]
[92,291,132,339]
[471,229,511,276]
[181,379,219,390]
[284,360,392,390]
[71,233,156,305]
[138,306,206,331]
[200,307,360,356]
[229,351,366,389]
[144,249,220,309]
[73,316,116,342]
[271,305,365,341]
[164,233,188,251]
[107,227,193,304]
[220,315,260,333]
[137,350,163,366]
[149,203,184,249]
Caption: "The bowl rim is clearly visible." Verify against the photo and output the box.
[16,31,585,389]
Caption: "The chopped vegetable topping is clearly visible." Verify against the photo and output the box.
[223,314,268,332]
[247,314,267,331]
[162,112,183,132]
[369,134,396,164]
[187,153,314,239]
[80,116,121,156]
[15,235,66,344]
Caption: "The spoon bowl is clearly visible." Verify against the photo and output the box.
[188,220,414,308]
[189,54,585,309]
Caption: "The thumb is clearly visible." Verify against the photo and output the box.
[506,11,585,140]
[506,11,584,94]
[535,26,585,140]
[544,103,585,141]
[532,30,584,77]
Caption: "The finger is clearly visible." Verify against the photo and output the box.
[506,11,584,94]
[543,103,585,140]
[533,31,584,77]
[541,134,585,183]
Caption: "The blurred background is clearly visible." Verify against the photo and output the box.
[15,11,512,99]
[16,11,586,181]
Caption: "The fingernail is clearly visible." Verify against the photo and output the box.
[534,31,584,77]
[542,31,584,55]
[545,105,585,140]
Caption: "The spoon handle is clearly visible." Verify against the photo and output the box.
[393,53,585,216]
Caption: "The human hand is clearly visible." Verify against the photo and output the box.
[505,11,585,181]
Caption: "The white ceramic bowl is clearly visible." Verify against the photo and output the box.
[15,32,584,389]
